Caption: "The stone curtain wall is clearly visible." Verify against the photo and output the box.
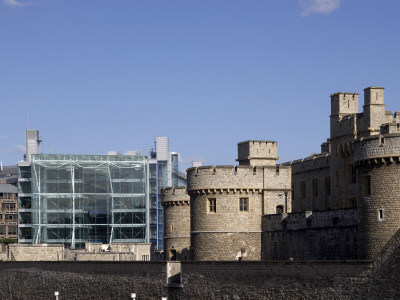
[2,249,400,299]
[262,208,359,260]
[0,260,377,300]
[0,262,168,300]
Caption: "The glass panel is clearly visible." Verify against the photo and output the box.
[28,154,148,247]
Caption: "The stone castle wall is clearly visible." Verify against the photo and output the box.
[284,154,331,212]
[353,133,400,161]
[356,160,400,259]
[262,208,358,260]
[187,166,264,190]
[161,187,191,261]
[263,166,292,214]
[237,140,278,166]
[190,189,262,261]
[7,244,64,261]
[353,134,400,259]
[2,253,400,299]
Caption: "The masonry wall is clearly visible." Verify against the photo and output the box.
[262,208,359,260]
[190,190,262,261]
[0,260,378,300]
[2,233,400,299]
[285,154,331,212]
[162,187,191,261]
[7,244,64,261]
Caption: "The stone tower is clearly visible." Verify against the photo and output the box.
[354,133,400,259]
[187,165,264,261]
[161,187,191,261]
[237,140,278,167]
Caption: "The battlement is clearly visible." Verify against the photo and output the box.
[262,208,358,232]
[364,87,384,106]
[187,165,264,191]
[353,133,400,163]
[161,187,189,205]
[237,140,278,167]
[330,92,359,116]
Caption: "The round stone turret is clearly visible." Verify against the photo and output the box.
[354,133,400,259]
[187,165,263,261]
[161,186,190,261]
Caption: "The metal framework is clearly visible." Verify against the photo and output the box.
[30,154,149,249]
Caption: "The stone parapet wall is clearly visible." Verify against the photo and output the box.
[7,244,64,261]
[284,154,330,174]
[264,166,291,189]
[161,186,190,203]
[353,133,400,162]
[263,208,358,231]
[187,166,264,190]
[74,252,137,261]
[262,208,359,260]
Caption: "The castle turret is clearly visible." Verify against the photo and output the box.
[187,166,264,261]
[353,133,400,259]
[237,140,278,167]
[330,92,359,139]
[362,87,386,134]
[161,187,190,261]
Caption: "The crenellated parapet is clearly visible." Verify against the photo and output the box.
[353,133,400,164]
[161,186,190,207]
[237,140,278,167]
[187,165,264,191]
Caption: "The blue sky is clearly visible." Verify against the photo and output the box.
[1,0,400,170]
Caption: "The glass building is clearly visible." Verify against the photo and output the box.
[148,137,186,250]
[19,154,148,249]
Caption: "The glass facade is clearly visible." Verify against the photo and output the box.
[148,152,185,250]
[29,154,148,249]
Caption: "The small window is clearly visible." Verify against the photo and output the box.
[300,181,306,199]
[208,198,216,213]
[364,176,371,197]
[276,205,284,214]
[312,179,318,198]
[378,209,384,221]
[170,224,174,233]
[325,177,331,196]
[239,198,248,212]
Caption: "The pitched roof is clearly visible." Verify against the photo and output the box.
[0,183,17,194]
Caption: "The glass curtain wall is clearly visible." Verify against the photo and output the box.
[30,154,148,249]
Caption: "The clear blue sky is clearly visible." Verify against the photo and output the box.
[1,0,400,170]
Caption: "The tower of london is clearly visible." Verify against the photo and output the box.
[162,86,400,261]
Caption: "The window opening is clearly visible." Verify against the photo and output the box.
[378,209,384,221]
[364,176,371,197]
[239,198,248,212]
[208,198,216,213]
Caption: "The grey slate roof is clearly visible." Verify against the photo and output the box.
[0,183,17,194]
